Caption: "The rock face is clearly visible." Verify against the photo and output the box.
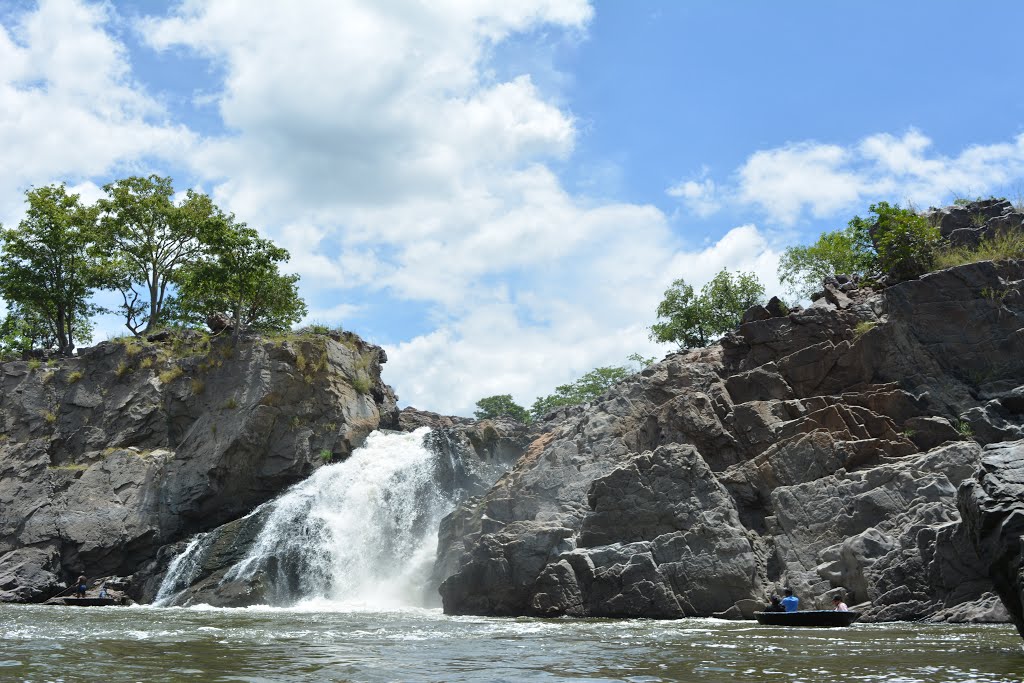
[0,331,398,602]
[958,440,1024,638]
[438,258,1024,621]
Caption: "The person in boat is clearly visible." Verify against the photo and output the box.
[832,595,849,611]
[781,588,799,612]
[98,581,109,599]
[764,595,785,612]
[75,575,87,598]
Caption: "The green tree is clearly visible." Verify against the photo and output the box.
[0,185,102,355]
[648,279,707,348]
[778,223,874,299]
[857,201,940,281]
[97,176,227,334]
[473,394,530,422]
[530,365,631,419]
[779,202,942,296]
[649,269,765,349]
[171,223,307,338]
[0,303,93,358]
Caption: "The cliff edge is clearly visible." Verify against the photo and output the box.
[0,330,397,602]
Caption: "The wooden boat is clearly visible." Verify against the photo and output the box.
[62,597,120,607]
[754,610,860,627]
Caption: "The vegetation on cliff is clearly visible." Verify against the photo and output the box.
[0,177,307,357]
[649,269,765,349]
[474,354,655,423]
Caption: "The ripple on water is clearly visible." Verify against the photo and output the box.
[1,605,1022,683]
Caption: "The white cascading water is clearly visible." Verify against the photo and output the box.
[157,427,461,609]
[152,532,212,605]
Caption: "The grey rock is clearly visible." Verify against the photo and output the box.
[904,416,962,451]
[958,440,1024,639]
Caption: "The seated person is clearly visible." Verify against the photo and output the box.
[781,588,799,612]
[764,595,785,612]
[832,595,849,611]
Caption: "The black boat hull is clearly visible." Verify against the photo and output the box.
[754,610,860,627]
[62,597,120,607]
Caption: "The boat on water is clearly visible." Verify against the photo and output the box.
[754,610,860,627]
[61,597,123,607]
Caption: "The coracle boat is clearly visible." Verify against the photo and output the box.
[754,610,860,627]
[62,597,122,607]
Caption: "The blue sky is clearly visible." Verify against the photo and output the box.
[2,0,1024,415]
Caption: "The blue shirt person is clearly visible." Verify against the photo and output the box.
[781,588,799,612]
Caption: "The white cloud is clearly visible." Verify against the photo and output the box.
[3,1,789,416]
[384,224,783,415]
[0,0,192,226]
[667,166,720,217]
[732,129,1024,224]
[737,142,877,224]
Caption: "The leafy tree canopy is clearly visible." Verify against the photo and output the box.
[857,201,941,281]
[778,223,874,300]
[649,269,765,349]
[170,222,307,338]
[0,184,103,355]
[778,201,941,297]
[0,303,92,358]
[97,175,229,334]
[473,394,530,423]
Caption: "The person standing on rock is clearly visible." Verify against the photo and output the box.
[75,575,87,598]
[832,595,849,611]
[781,588,799,612]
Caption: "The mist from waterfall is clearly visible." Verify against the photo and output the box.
[157,427,461,609]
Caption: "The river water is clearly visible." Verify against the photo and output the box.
[2,604,1022,683]
[6,430,1022,681]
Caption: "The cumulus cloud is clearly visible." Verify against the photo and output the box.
[384,223,784,415]
[0,0,191,225]
[732,129,1024,224]
[3,1,788,416]
[136,0,744,414]
[666,166,721,217]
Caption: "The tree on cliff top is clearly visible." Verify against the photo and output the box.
[97,175,228,335]
[860,201,941,281]
[778,201,941,297]
[170,222,307,339]
[0,302,92,358]
[0,185,103,355]
[649,269,765,349]
[474,394,530,423]
[778,223,874,300]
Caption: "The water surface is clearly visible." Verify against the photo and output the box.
[3,604,1022,682]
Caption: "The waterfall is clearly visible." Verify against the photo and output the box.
[153,533,214,605]
[156,427,467,609]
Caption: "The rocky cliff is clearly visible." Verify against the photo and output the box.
[438,257,1024,622]
[0,330,397,602]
